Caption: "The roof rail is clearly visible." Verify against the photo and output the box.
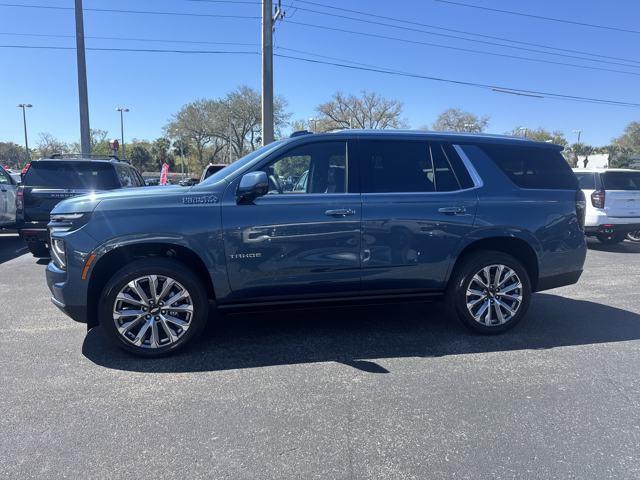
[46,153,123,161]
[290,130,313,138]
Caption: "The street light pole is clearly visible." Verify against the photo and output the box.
[261,0,274,146]
[573,129,582,143]
[17,103,32,160]
[116,107,129,158]
[75,0,91,157]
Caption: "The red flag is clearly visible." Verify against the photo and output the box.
[160,163,169,186]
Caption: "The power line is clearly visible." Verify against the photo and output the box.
[284,20,640,78]
[191,0,640,67]
[1,41,637,107]
[0,2,259,18]
[0,44,259,54]
[273,52,640,108]
[0,31,259,47]
[434,0,640,35]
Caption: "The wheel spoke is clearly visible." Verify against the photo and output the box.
[495,298,517,317]
[159,317,178,344]
[117,314,146,335]
[113,309,145,320]
[497,292,522,302]
[133,318,152,346]
[128,279,150,306]
[149,275,159,303]
[164,290,189,307]
[499,282,522,295]
[494,302,505,324]
[116,293,145,307]
[157,278,176,304]
[497,271,516,288]
[150,321,161,348]
[474,300,489,321]
[167,304,193,313]
[472,274,488,289]
[494,265,504,288]
[161,314,189,329]
[467,295,486,308]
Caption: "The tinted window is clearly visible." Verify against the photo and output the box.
[0,169,10,185]
[360,140,435,193]
[430,143,459,192]
[262,141,348,194]
[480,145,578,190]
[23,162,119,189]
[602,171,640,190]
[115,163,135,187]
[575,172,596,190]
[443,143,474,189]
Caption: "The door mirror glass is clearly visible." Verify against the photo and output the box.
[237,171,269,203]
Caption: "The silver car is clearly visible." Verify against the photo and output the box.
[0,167,18,227]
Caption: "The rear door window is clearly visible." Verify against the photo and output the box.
[23,162,120,189]
[479,144,578,190]
[602,171,640,190]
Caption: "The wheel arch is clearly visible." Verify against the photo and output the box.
[86,242,216,328]
[449,235,540,292]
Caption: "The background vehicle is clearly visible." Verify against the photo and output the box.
[574,168,640,244]
[627,230,640,242]
[200,163,227,182]
[179,177,200,187]
[0,166,18,228]
[47,131,586,357]
[18,156,145,257]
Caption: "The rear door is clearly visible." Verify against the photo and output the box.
[601,171,640,218]
[21,161,119,222]
[0,168,16,226]
[358,139,478,292]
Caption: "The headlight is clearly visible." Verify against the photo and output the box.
[50,236,66,269]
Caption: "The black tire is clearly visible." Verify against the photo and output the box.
[98,257,209,357]
[26,240,50,258]
[446,251,532,334]
[597,233,625,245]
[626,230,640,243]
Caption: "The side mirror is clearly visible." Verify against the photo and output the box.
[237,171,269,204]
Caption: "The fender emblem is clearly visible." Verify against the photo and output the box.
[229,253,262,259]
[182,195,218,205]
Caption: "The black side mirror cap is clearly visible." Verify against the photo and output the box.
[237,171,269,204]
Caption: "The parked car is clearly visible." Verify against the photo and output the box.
[627,230,640,242]
[47,130,587,357]
[179,177,200,187]
[200,163,227,183]
[0,166,18,228]
[17,156,145,257]
[573,168,640,244]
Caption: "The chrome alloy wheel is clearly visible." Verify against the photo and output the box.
[627,230,640,242]
[465,264,523,326]
[113,275,194,349]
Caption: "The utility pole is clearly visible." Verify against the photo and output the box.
[261,0,284,146]
[75,0,91,157]
[17,104,32,160]
[116,107,129,158]
[573,129,582,143]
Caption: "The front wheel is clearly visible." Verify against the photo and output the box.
[98,258,209,357]
[627,230,640,243]
[447,251,532,334]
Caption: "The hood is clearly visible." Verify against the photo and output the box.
[51,185,187,215]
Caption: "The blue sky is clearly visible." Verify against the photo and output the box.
[1,0,639,147]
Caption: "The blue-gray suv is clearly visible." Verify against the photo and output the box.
[46,130,587,357]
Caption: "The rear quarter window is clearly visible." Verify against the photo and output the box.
[575,172,596,190]
[479,144,578,190]
[602,171,640,191]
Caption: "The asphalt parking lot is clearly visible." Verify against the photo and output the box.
[1,231,639,480]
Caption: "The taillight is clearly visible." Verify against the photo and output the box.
[591,190,605,209]
[16,187,24,212]
[575,190,586,230]
[21,163,31,175]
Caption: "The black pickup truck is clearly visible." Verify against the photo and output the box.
[17,156,145,256]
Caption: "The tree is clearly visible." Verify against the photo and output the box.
[127,139,153,172]
[568,143,595,168]
[0,142,29,169]
[432,108,488,133]
[315,91,407,131]
[36,133,69,158]
[610,121,640,167]
[151,137,175,170]
[71,129,112,156]
[520,128,568,146]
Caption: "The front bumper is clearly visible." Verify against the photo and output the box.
[46,260,89,324]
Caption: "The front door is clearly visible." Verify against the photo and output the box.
[358,139,478,291]
[0,169,16,226]
[221,140,361,301]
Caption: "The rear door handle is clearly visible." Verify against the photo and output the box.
[325,208,356,217]
[438,206,466,215]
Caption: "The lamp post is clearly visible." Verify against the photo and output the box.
[17,103,32,160]
[116,107,129,158]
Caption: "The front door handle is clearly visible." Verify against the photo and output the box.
[324,208,356,217]
[438,206,466,215]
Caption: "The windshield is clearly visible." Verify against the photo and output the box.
[199,140,287,186]
[24,162,120,189]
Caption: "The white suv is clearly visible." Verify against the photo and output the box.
[574,168,640,244]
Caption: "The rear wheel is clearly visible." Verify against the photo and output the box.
[627,230,640,243]
[98,258,209,357]
[597,233,625,244]
[447,251,531,334]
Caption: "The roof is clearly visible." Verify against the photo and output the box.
[574,168,640,173]
[34,157,125,164]
[291,129,562,149]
